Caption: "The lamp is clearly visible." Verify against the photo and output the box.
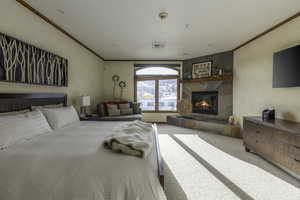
[78,95,90,117]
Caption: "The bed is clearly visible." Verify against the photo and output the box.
[0,93,165,200]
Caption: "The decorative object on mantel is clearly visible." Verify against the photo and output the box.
[180,74,233,83]
[112,75,120,100]
[0,33,68,86]
[177,99,193,116]
[228,115,235,125]
[192,61,212,79]
[78,95,90,118]
[119,81,126,100]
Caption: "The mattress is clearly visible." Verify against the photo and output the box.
[0,121,166,200]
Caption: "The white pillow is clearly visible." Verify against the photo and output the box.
[0,109,31,116]
[41,106,79,129]
[0,110,52,149]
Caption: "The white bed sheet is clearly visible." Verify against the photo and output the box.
[0,121,166,200]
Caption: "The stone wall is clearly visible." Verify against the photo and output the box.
[182,51,233,120]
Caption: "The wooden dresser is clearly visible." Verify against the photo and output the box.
[243,117,300,178]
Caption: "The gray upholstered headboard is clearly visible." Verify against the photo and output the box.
[0,93,67,113]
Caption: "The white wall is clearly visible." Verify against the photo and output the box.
[0,0,104,112]
[103,61,182,122]
[233,16,300,125]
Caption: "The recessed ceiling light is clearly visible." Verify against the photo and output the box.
[57,9,65,15]
[185,24,190,29]
[152,41,165,49]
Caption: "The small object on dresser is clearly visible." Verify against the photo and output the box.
[262,108,275,121]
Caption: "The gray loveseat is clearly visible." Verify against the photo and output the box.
[97,102,143,121]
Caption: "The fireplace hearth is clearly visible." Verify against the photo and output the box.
[192,91,218,115]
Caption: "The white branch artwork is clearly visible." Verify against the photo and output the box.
[17,43,26,82]
[0,33,68,86]
[0,36,18,81]
[37,51,46,84]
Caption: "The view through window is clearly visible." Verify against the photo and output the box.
[135,66,179,112]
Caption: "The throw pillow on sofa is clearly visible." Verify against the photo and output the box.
[107,104,120,116]
[119,103,130,110]
[119,103,133,115]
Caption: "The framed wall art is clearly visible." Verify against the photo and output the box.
[0,32,68,87]
[192,61,212,79]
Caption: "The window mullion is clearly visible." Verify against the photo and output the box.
[155,80,159,111]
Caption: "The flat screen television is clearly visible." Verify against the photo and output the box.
[273,45,300,88]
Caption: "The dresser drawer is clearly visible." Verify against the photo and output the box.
[289,135,300,146]
[273,130,292,144]
[273,143,290,165]
[286,156,300,175]
[288,145,300,161]
[244,120,274,155]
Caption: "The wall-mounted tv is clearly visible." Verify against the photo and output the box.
[273,45,300,88]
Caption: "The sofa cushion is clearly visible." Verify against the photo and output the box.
[119,103,130,110]
[120,108,133,115]
[107,104,121,116]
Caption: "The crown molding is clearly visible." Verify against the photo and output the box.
[233,11,300,51]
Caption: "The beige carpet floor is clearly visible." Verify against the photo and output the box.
[157,124,300,200]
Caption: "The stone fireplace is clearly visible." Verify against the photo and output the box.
[182,51,233,120]
[192,91,218,115]
[167,51,240,138]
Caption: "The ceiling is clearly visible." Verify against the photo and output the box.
[25,0,300,60]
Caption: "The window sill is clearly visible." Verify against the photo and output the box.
[142,111,178,113]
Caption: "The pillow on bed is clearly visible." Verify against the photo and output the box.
[0,109,31,116]
[31,104,63,110]
[0,110,52,149]
[41,106,79,129]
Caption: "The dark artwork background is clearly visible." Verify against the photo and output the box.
[0,33,68,87]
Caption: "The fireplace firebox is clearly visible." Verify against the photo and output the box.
[192,91,218,115]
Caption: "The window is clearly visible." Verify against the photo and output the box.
[135,66,180,112]
[137,80,155,111]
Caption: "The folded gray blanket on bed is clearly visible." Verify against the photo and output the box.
[104,120,154,158]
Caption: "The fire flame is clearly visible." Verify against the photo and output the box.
[195,101,211,108]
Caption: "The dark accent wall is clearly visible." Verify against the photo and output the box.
[182,51,233,79]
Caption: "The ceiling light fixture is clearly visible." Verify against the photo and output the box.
[159,12,168,20]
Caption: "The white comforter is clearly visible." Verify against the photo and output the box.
[0,121,166,200]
